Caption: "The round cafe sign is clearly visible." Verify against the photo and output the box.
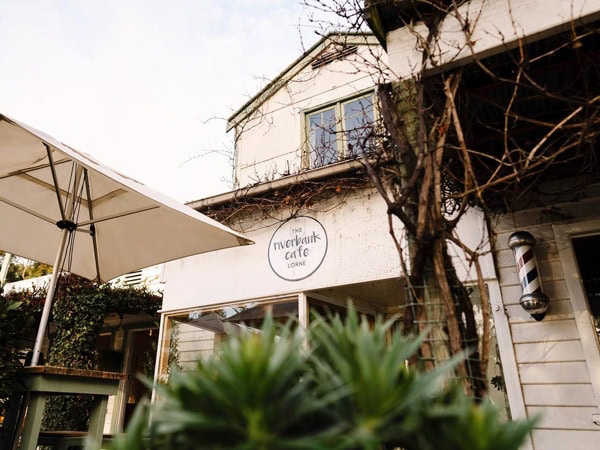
[268,216,328,281]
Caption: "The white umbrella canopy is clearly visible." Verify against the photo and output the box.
[0,113,252,365]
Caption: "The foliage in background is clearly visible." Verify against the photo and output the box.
[41,274,162,431]
[42,275,113,431]
[0,273,162,431]
[0,292,44,415]
[109,308,533,450]
[0,251,53,283]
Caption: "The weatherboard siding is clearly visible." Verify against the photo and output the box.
[529,429,600,450]
[175,323,219,371]
[494,193,600,448]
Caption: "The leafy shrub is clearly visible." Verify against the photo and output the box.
[42,274,162,431]
[0,291,43,415]
[109,307,533,450]
[0,274,162,431]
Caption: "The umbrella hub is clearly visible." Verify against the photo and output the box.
[56,220,77,232]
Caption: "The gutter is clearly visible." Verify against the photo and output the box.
[186,159,366,210]
[363,3,387,49]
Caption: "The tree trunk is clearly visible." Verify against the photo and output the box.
[377,74,487,399]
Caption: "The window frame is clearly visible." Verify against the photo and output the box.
[303,91,376,169]
[554,219,600,425]
[154,296,302,383]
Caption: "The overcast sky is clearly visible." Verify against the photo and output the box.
[0,0,330,202]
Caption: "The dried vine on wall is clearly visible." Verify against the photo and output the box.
[201,172,374,231]
[305,0,600,399]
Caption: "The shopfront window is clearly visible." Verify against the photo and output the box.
[157,299,298,382]
[157,295,388,387]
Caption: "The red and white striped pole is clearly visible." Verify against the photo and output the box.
[508,231,549,321]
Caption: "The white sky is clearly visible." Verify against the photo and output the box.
[0,0,328,203]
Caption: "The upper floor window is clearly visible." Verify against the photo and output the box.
[306,93,375,169]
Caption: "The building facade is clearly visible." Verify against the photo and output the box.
[365,0,600,448]
[156,31,504,409]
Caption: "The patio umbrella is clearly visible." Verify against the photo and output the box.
[0,113,252,365]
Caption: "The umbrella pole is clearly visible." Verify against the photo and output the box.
[29,227,70,366]
[0,252,11,287]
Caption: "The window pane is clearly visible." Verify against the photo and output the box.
[157,300,298,382]
[308,107,338,168]
[344,96,374,157]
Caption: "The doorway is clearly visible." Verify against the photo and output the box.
[555,221,600,420]
[572,235,600,342]
[122,328,158,427]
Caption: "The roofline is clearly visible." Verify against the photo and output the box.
[226,32,379,132]
[186,159,366,210]
[363,2,388,49]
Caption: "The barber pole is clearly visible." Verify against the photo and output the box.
[508,231,549,321]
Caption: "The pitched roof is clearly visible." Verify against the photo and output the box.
[226,32,378,131]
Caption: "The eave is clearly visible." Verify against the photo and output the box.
[187,159,368,211]
[226,33,380,132]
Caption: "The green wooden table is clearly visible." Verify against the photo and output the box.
[6,366,126,450]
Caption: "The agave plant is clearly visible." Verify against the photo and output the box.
[309,309,534,450]
[308,309,446,449]
[108,306,533,450]
[111,318,331,450]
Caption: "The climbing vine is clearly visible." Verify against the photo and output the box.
[0,290,44,415]
[201,169,373,231]
[0,273,162,431]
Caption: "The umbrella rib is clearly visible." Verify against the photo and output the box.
[0,195,55,225]
[77,205,160,227]
[0,158,71,180]
[0,193,158,230]
[45,144,67,221]
[0,159,80,221]
[83,169,102,282]
[90,188,128,208]
[16,172,75,200]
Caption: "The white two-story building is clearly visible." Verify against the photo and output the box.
[156,31,503,406]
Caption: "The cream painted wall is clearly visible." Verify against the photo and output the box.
[234,42,387,187]
[162,189,401,312]
[386,0,600,79]
[163,189,493,313]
